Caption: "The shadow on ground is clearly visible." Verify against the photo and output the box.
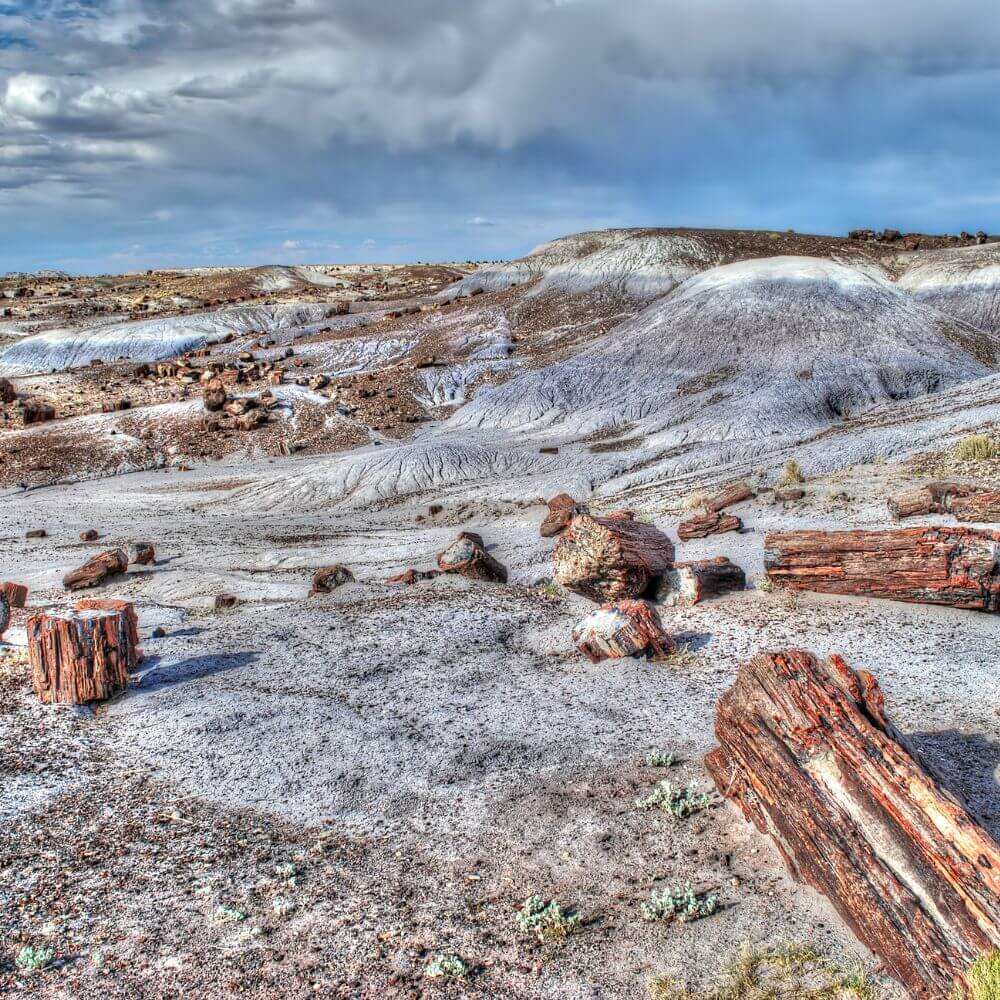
[131,651,259,692]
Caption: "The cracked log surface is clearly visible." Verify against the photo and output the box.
[764,526,1000,611]
[677,510,743,541]
[571,599,674,662]
[62,548,128,591]
[436,532,507,583]
[28,609,138,705]
[705,481,755,513]
[553,512,675,603]
[655,557,746,606]
[705,649,1000,999]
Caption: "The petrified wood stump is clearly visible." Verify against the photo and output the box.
[310,564,354,595]
[62,549,128,591]
[887,481,980,520]
[28,610,137,705]
[203,379,227,412]
[764,527,1000,611]
[437,532,507,583]
[705,649,1000,999]
[705,481,755,514]
[655,556,746,607]
[1,581,28,608]
[572,599,674,663]
[677,510,742,541]
[540,493,587,538]
[553,513,675,603]
[72,598,141,661]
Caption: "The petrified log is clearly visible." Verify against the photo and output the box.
[572,599,674,663]
[951,491,1000,523]
[80,529,99,542]
[23,399,55,424]
[62,548,128,591]
[310,564,354,595]
[705,650,1000,999]
[203,379,227,412]
[553,513,675,603]
[764,527,1000,611]
[677,511,742,541]
[655,557,746,607]
[1,581,28,608]
[540,493,587,538]
[235,410,266,431]
[705,481,755,514]
[27,610,137,704]
[72,598,141,660]
[773,486,805,502]
[437,532,507,583]
[387,568,440,586]
[887,481,979,520]
[128,542,156,565]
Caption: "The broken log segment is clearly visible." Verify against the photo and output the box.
[72,598,141,661]
[387,568,441,586]
[436,532,507,583]
[952,490,1000,523]
[1,581,28,608]
[62,548,128,591]
[572,599,674,663]
[28,610,137,705]
[677,511,742,541]
[705,481,755,514]
[655,557,746,607]
[540,493,587,538]
[310,564,354,595]
[764,526,1000,611]
[888,481,980,520]
[705,649,1000,999]
[128,542,156,566]
[553,513,675,603]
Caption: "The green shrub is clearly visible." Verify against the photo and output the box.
[426,954,469,979]
[213,905,247,923]
[15,945,54,972]
[515,895,581,943]
[954,435,999,462]
[755,577,775,593]
[776,459,805,487]
[641,883,717,923]
[645,750,675,768]
[636,780,711,818]
[957,951,1000,1000]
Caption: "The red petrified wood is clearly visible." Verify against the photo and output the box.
[553,513,675,603]
[677,510,742,541]
[540,493,587,538]
[28,610,138,704]
[951,491,1000,523]
[764,527,1000,611]
[705,481,755,514]
[887,481,980,520]
[62,549,128,591]
[705,649,1000,999]
[655,557,746,606]
[73,598,142,661]
[437,532,507,583]
[572,599,675,662]
[1,581,28,608]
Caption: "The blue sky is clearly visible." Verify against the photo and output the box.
[2,0,1000,274]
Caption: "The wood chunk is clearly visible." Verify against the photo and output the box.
[773,487,805,502]
[80,529,99,542]
[764,527,1000,611]
[128,542,156,565]
[28,610,137,704]
[310,564,354,595]
[386,568,440,586]
[0,377,15,404]
[23,399,56,424]
[235,409,266,431]
[655,557,746,607]
[553,514,674,603]
[62,548,128,591]
[1,581,28,608]
[540,493,587,538]
[202,379,227,412]
[951,490,1000,523]
[887,481,979,519]
[677,511,742,541]
[706,649,1000,999]
[72,598,142,661]
[572,599,675,663]
[705,481,755,513]
[437,532,507,583]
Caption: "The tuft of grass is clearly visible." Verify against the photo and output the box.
[776,459,805,487]
[515,895,582,943]
[636,779,711,818]
[954,434,999,462]
[540,581,562,599]
[645,750,676,768]
[426,953,469,980]
[15,945,55,972]
[755,577,775,594]
[684,490,709,511]
[641,883,717,924]
[955,951,1000,1000]
[648,941,880,1000]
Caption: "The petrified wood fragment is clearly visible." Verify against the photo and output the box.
[572,599,674,663]
[887,481,980,520]
[23,399,56,424]
[705,649,1000,999]
[310,564,354,595]
[540,493,587,538]
[0,377,15,404]
[1,581,28,608]
[677,511,742,541]
[62,548,128,591]
[128,542,156,565]
[202,379,227,412]
[655,557,746,607]
[951,490,1000,523]
[764,527,1000,611]
[554,513,674,603]
[705,481,755,513]
[72,598,141,659]
[387,568,441,586]
[28,610,137,704]
[437,532,507,583]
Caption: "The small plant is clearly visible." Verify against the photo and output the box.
[645,750,675,767]
[956,950,1000,1000]
[777,459,805,487]
[213,905,247,923]
[954,434,999,462]
[515,895,582,943]
[540,581,562,599]
[16,945,55,972]
[641,883,717,923]
[426,953,469,979]
[636,779,711,818]
[684,490,708,511]
[755,577,775,593]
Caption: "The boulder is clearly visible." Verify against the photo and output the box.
[310,564,354,595]
[437,532,507,583]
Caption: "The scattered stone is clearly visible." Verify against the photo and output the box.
[0,378,15,404]
[151,626,166,638]
[23,399,56,424]
[655,557,746,607]
[25,529,46,539]
[310,564,355,595]
[63,549,128,591]
[437,532,508,583]
[128,542,156,565]
[202,379,227,412]
[773,487,805,502]
[387,568,440,586]
[677,510,742,541]
[235,410,267,431]
[572,599,675,662]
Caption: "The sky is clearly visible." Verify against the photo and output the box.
[2,0,1000,274]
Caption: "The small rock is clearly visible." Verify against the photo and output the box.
[80,529,100,542]
[151,626,167,639]
[214,593,238,610]
[26,529,47,539]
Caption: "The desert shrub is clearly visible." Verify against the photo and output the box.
[777,459,805,487]
[755,577,775,593]
[426,954,469,979]
[684,490,709,511]
[636,779,711,818]
[645,750,675,767]
[515,895,581,943]
[15,945,55,972]
[641,883,717,923]
[957,951,1000,1000]
[954,435,999,462]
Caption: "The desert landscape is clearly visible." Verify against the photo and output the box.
[1,226,999,998]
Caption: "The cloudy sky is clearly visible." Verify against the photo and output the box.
[2,0,999,273]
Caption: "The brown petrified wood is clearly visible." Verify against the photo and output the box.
[553,513,675,603]
[437,532,507,583]
[28,610,138,705]
[0,377,15,404]
[887,481,980,520]
[655,556,746,607]
[310,564,355,595]
[203,379,227,412]
[764,527,1000,611]
[62,548,128,591]
[952,491,1000,523]
[705,649,1000,999]
[1,581,28,608]
[677,510,742,541]
[72,598,141,661]
[23,399,56,424]
[128,542,156,565]
[705,481,755,514]
[540,493,587,538]
[387,568,441,586]
[572,599,675,663]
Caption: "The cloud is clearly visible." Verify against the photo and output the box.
[467,216,496,227]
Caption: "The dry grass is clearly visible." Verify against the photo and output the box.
[684,490,709,511]
[957,951,1000,1000]
[954,434,999,462]
[776,459,805,487]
